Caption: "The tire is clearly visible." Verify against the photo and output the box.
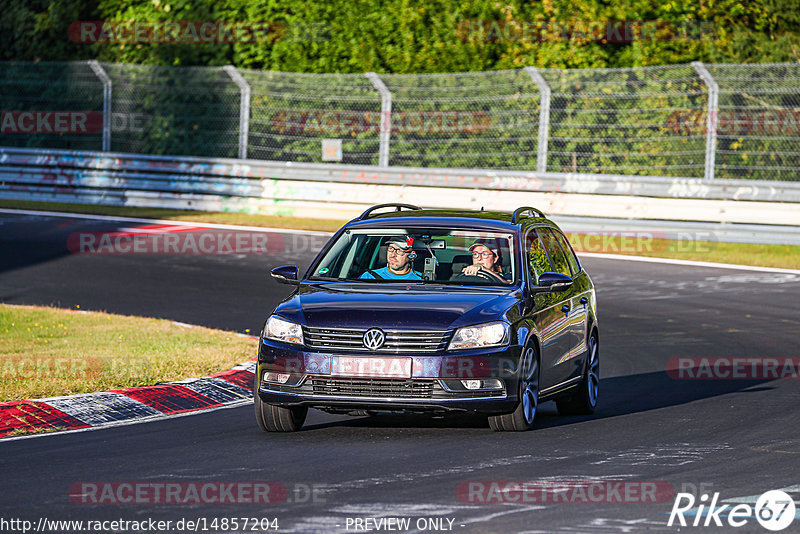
[489,345,539,432]
[254,374,307,432]
[556,331,599,416]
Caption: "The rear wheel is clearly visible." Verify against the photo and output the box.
[556,331,599,415]
[254,374,307,432]
[489,345,539,432]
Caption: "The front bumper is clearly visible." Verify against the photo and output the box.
[256,339,523,414]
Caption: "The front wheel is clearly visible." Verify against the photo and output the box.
[489,345,539,432]
[254,375,307,432]
[556,332,599,415]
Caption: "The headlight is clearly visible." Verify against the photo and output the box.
[448,322,509,350]
[264,316,304,345]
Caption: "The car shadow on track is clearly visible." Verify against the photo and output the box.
[297,369,773,432]
[534,369,772,430]
[302,412,491,431]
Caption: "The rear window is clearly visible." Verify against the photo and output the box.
[552,229,581,275]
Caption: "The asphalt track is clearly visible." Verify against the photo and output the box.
[1,210,800,534]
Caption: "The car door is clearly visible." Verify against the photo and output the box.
[523,228,573,391]
[547,228,589,382]
[537,228,583,386]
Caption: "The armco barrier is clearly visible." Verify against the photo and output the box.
[2,146,800,226]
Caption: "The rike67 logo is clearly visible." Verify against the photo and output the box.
[669,490,796,531]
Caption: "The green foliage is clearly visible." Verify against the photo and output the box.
[93,0,231,66]
[0,0,98,62]
[3,0,799,70]
[2,0,799,179]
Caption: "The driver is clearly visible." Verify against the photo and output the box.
[461,239,511,282]
[360,237,422,280]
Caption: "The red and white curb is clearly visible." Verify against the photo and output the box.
[0,355,258,439]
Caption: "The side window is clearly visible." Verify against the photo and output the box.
[553,229,581,275]
[343,235,378,278]
[525,229,551,285]
[539,229,572,276]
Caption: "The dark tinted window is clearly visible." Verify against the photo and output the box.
[553,229,581,275]
[539,229,571,276]
[524,229,551,285]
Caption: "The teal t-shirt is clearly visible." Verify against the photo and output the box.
[359,267,422,280]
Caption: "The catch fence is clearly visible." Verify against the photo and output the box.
[1,61,798,181]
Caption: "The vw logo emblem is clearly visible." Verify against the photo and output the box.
[363,328,385,350]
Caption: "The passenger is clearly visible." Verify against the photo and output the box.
[360,237,422,280]
[461,239,511,282]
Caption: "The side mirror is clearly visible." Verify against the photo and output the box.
[270,265,300,285]
[532,272,573,293]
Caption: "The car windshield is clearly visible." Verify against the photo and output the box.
[309,228,517,285]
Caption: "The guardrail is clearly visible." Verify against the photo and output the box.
[2,147,800,227]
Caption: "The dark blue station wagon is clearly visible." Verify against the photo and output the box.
[255,204,599,432]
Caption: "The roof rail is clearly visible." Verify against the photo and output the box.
[511,206,546,224]
[357,203,422,220]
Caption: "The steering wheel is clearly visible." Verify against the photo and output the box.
[451,271,496,283]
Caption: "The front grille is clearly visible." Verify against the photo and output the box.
[304,327,449,352]
[310,378,436,398]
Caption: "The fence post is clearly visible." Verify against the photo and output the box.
[223,66,251,160]
[88,60,112,152]
[691,61,718,180]
[366,72,391,167]
[524,66,551,174]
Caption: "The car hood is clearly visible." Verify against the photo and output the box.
[273,282,520,331]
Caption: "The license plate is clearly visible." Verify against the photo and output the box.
[331,356,412,378]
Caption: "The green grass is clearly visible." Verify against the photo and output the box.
[0,304,257,402]
[2,199,798,270]
[567,235,800,270]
